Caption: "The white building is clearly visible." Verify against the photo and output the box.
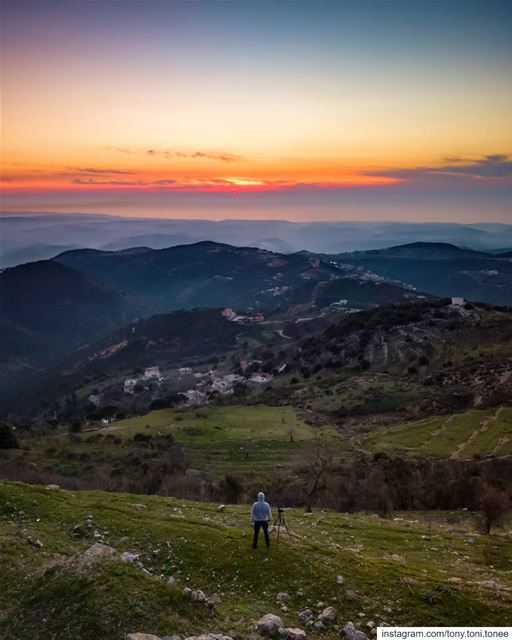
[248,372,273,385]
[143,366,161,380]
[451,297,465,307]
[182,389,208,407]
[124,378,138,394]
[179,367,193,376]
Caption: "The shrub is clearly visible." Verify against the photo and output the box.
[478,486,511,534]
[0,423,19,449]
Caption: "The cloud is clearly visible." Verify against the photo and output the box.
[369,154,512,181]
[72,177,177,187]
[109,147,243,162]
[70,167,136,175]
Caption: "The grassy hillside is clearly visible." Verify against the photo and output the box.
[360,407,512,458]
[0,481,510,640]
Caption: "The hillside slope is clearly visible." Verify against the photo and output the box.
[0,482,510,640]
[0,260,138,372]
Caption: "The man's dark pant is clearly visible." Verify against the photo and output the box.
[253,520,270,548]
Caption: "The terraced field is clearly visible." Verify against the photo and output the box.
[361,407,512,458]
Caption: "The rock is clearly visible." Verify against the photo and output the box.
[345,589,358,600]
[167,575,178,586]
[83,543,116,561]
[318,606,336,623]
[126,634,161,640]
[256,613,284,636]
[130,503,147,511]
[448,577,462,584]
[298,609,313,623]
[185,636,233,640]
[367,622,376,629]
[389,554,405,563]
[276,592,289,601]
[336,575,345,585]
[281,605,288,613]
[279,629,307,640]
[343,622,369,640]
[121,552,140,564]
[46,484,60,491]
[26,536,43,549]
[400,577,417,586]
[217,504,226,512]
[183,587,193,597]
[162,636,183,640]
[192,590,206,602]
[313,621,325,630]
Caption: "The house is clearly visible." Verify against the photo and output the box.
[124,378,138,394]
[254,313,265,322]
[181,389,208,407]
[211,379,234,396]
[222,307,236,320]
[88,394,101,407]
[179,367,193,376]
[143,366,161,380]
[248,372,273,385]
[451,297,465,307]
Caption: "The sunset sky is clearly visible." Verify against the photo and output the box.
[1,0,511,221]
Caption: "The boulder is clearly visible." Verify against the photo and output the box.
[318,606,336,623]
[126,634,161,640]
[298,609,313,623]
[83,543,116,561]
[279,629,307,640]
[191,590,206,602]
[121,552,139,564]
[46,484,60,491]
[130,503,147,511]
[276,592,289,601]
[343,622,369,640]
[217,505,226,512]
[256,613,284,636]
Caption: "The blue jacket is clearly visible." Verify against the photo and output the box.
[251,491,272,522]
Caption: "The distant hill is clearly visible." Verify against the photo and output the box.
[0,260,137,370]
[53,241,343,312]
[327,242,512,305]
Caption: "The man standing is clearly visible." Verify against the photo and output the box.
[251,491,272,549]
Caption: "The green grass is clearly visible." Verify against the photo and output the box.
[360,408,512,458]
[464,408,512,458]
[105,405,346,478]
[0,481,510,640]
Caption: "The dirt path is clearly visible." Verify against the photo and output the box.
[451,406,503,460]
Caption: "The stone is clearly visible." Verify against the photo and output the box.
[389,554,405,563]
[217,505,226,512]
[336,575,345,585]
[192,590,206,602]
[126,634,161,640]
[168,576,178,586]
[298,609,313,624]
[46,484,60,491]
[281,605,288,613]
[367,622,376,629]
[184,636,233,640]
[448,577,462,584]
[83,543,116,561]
[343,622,369,640]
[345,589,358,600]
[27,536,43,549]
[121,552,140,564]
[313,621,325,630]
[276,592,289,601]
[279,629,307,640]
[318,606,336,623]
[130,503,147,511]
[183,587,193,597]
[256,613,284,635]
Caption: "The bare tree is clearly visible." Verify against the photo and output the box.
[302,439,333,512]
[478,486,510,534]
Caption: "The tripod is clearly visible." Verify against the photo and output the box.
[270,508,290,547]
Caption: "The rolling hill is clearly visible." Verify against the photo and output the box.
[326,242,512,305]
[0,260,138,372]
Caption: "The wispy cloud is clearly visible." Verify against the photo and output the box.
[69,167,137,175]
[72,177,176,186]
[369,154,512,181]
[109,147,243,162]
